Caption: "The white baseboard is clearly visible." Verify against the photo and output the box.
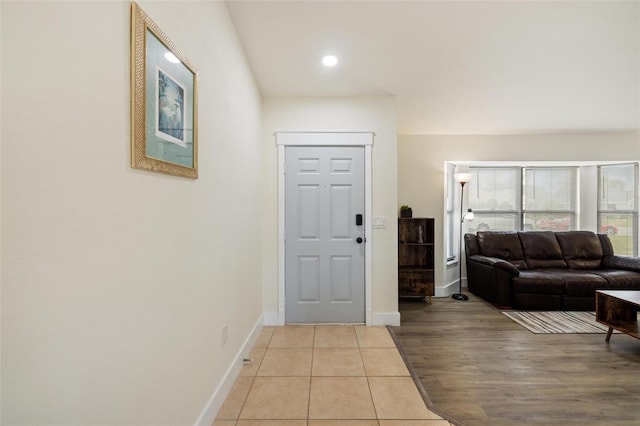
[436,279,467,297]
[263,311,280,326]
[194,315,264,426]
[372,311,400,326]
[435,282,456,297]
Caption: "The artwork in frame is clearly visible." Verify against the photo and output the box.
[131,2,198,179]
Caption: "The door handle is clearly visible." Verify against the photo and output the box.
[356,237,364,244]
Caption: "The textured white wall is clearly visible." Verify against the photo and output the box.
[398,132,640,293]
[1,1,263,424]
[261,96,399,322]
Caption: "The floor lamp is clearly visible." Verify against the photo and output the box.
[453,166,474,301]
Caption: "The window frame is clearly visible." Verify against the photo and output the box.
[445,163,456,262]
[597,163,639,256]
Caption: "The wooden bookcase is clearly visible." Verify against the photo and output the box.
[398,218,435,303]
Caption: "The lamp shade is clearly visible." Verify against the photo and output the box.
[453,165,472,184]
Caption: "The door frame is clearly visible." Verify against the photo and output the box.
[276,132,374,325]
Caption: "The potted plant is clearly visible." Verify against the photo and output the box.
[400,205,413,218]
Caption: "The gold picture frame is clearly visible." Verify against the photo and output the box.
[131,2,198,179]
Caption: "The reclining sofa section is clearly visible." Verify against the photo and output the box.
[464,231,640,310]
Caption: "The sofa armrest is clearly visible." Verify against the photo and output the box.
[466,255,518,307]
[602,255,640,272]
[469,255,520,276]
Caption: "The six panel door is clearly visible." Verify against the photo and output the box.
[285,146,365,323]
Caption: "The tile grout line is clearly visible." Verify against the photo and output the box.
[233,327,272,423]
[306,325,316,422]
[360,331,381,422]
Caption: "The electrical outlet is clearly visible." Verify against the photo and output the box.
[222,323,228,346]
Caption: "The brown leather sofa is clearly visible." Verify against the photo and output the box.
[464,231,640,310]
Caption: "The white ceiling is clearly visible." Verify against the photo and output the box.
[226,0,640,135]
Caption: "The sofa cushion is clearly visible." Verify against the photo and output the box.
[553,270,608,296]
[592,269,640,288]
[476,231,527,269]
[518,232,568,269]
[512,270,565,295]
[555,231,603,269]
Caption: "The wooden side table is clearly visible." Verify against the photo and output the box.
[595,290,640,342]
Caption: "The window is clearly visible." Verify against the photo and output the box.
[467,167,521,233]
[523,167,578,232]
[446,161,640,262]
[598,163,638,256]
[464,166,578,233]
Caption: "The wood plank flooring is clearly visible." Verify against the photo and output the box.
[391,294,640,426]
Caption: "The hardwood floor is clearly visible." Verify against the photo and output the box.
[391,293,640,426]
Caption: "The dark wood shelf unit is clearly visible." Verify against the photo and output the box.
[398,218,435,302]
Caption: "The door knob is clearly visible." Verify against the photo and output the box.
[356,237,364,244]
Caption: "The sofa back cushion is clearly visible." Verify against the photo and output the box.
[598,234,615,257]
[476,231,527,269]
[518,231,567,269]
[464,233,480,256]
[556,231,603,269]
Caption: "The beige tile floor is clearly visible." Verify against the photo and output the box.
[214,326,452,426]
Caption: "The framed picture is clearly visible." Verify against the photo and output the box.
[131,2,198,179]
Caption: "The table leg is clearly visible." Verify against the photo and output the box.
[606,327,614,342]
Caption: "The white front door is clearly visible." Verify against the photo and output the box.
[285,146,366,323]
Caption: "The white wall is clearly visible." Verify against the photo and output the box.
[261,96,399,324]
[1,1,263,424]
[398,132,640,294]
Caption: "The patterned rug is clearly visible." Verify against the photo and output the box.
[502,311,615,334]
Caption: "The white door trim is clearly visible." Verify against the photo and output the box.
[276,132,374,326]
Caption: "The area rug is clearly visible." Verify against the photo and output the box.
[502,310,615,334]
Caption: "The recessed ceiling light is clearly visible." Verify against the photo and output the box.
[164,52,181,64]
[322,55,338,67]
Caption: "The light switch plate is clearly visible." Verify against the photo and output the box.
[372,217,386,229]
